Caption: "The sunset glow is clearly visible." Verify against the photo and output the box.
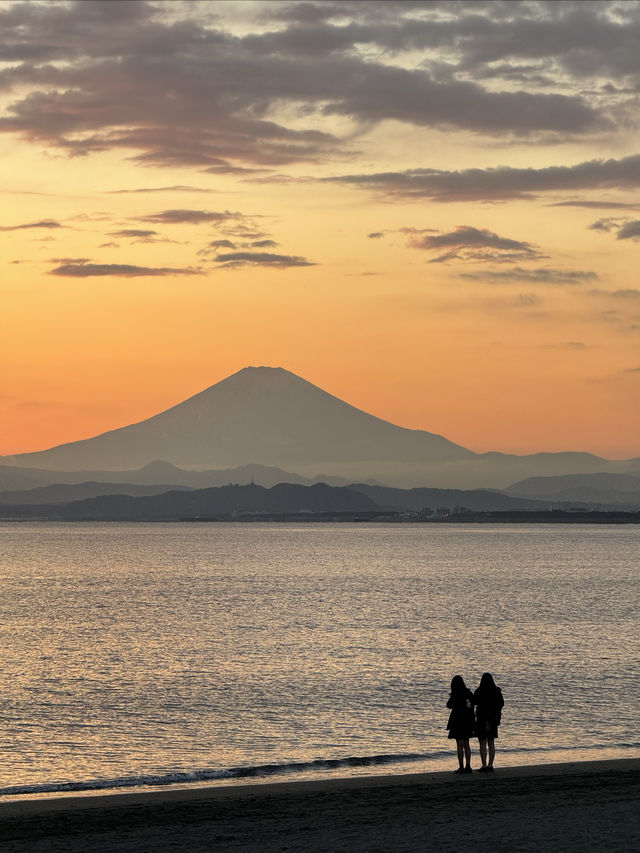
[2,0,639,459]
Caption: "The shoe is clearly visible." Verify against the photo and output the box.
[487,766,494,772]
[464,766,473,773]
[478,766,489,772]
[454,767,465,773]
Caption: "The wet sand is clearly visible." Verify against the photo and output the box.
[0,758,638,852]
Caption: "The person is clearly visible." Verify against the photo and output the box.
[446,675,475,773]
[473,672,504,772]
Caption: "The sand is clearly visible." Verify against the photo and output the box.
[0,758,637,852]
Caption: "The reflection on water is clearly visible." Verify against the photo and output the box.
[0,522,638,794]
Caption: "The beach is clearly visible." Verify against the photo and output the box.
[0,758,637,852]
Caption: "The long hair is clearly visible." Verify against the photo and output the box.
[479,672,497,690]
[450,674,468,693]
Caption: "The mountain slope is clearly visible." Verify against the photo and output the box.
[6,367,472,471]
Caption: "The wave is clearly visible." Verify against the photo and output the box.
[1,742,638,798]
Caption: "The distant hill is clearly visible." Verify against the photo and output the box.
[0,461,351,492]
[0,482,378,521]
[505,472,640,507]
[2,366,637,489]
[0,481,193,505]
[350,484,544,512]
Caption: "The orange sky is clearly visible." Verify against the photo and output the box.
[1,0,639,460]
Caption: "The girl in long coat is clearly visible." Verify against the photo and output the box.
[446,675,475,773]
[473,672,504,771]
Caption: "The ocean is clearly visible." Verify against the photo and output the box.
[0,521,638,798]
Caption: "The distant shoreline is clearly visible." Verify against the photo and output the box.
[2,510,640,524]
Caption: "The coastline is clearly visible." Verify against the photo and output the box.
[1,758,638,852]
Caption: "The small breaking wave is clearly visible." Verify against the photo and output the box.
[1,742,638,798]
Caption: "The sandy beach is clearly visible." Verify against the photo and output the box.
[0,758,637,852]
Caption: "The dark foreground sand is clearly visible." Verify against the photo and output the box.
[0,759,638,852]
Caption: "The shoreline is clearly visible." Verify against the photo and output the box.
[1,758,638,852]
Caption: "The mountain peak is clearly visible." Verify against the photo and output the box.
[7,365,471,472]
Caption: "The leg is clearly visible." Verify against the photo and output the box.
[478,737,487,767]
[488,738,496,767]
[463,738,471,769]
[456,739,464,769]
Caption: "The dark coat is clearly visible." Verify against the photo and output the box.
[446,688,475,740]
[473,686,504,739]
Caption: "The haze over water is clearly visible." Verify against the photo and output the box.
[1,522,638,797]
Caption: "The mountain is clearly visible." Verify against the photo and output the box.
[2,367,636,489]
[3,367,472,472]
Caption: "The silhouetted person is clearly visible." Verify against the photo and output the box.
[446,675,474,773]
[474,672,504,771]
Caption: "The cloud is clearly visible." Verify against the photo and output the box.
[406,226,544,263]
[543,341,589,349]
[251,239,278,248]
[588,217,623,233]
[611,289,640,299]
[588,217,640,240]
[326,155,640,202]
[0,218,63,231]
[49,262,201,278]
[204,239,237,249]
[138,209,239,225]
[0,0,619,177]
[211,252,316,269]
[108,186,216,194]
[108,229,158,238]
[460,266,598,284]
[368,231,384,239]
[548,200,640,210]
[617,220,640,241]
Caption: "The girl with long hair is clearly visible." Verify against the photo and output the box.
[446,675,475,773]
[473,672,504,771]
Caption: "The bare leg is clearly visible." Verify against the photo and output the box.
[488,738,496,767]
[478,737,487,767]
[463,739,471,768]
[456,739,464,769]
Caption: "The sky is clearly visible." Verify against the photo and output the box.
[1,0,639,460]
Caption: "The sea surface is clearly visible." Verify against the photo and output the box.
[0,521,638,798]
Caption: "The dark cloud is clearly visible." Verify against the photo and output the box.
[588,217,640,240]
[326,155,640,202]
[0,0,621,176]
[49,262,201,278]
[368,231,384,239]
[588,217,624,232]
[138,209,238,225]
[251,239,278,248]
[205,239,237,249]
[212,252,316,269]
[460,266,598,284]
[617,220,640,241]
[407,226,544,263]
[108,229,158,238]
[0,218,63,231]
